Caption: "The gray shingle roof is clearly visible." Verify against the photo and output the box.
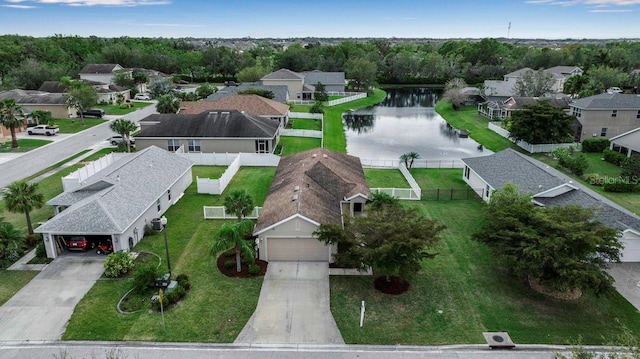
[37,81,67,93]
[80,63,121,74]
[571,93,640,110]
[301,70,345,86]
[136,110,279,139]
[261,68,304,80]
[504,67,534,77]
[0,89,67,105]
[207,83,289,103]
[545,66,582,78]
[35,146,192,235]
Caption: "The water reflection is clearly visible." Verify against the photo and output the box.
[344,87,492,161]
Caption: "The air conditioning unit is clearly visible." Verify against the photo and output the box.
[483,332,515,349]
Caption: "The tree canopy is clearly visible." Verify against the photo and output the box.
[508,100,575,144]
[513,69,555,97]
[3,181,45,235]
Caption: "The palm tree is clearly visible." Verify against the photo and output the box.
[109,118,137,153]
[3,181,45,235]
[211,219,255,273]
[407,151,420,168]
[0,98,25,149]
[28,110,53,126]
[224,189,255,221]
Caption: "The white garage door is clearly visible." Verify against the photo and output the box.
[621,237,640,262]
[267,237,329,261]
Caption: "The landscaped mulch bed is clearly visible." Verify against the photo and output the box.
[216,254,268,278]
[374,275,410,295]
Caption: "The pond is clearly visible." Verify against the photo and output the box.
[343,87,491,161]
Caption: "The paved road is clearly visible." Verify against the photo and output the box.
[235,262,344,344]
[0,102,157,188]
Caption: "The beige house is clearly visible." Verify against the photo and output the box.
[483,66,583,97]
[570,93,640,141]
[610,127,640,157]
[79,63,126,85]
[0,89,72,119]
[179,94,290,127]
[254,148,370,262]
[135,110,280,154]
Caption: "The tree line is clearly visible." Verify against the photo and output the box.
[1,35,640,90]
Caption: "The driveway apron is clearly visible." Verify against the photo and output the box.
[0,255,105,341]
[235,261,345,344]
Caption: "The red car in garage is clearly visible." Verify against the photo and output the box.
[66,236,94,251]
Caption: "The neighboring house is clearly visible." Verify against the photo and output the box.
[35,146,193,259]
[483,66,583,97]
[0,89,71,119]
[207,83,290,103]
[261,68,346,101]
[254,148,370,262]
[610,127,640,157]
[135,110,280,154]
[462,149,640,261]
[79,63,126,85]
[459,87,485,106]
[37,81,67,93]
[179,94,290,127]
[478,96,571,120]
[569,93,640,141]
[301,70,346,93]
[38,80,130,105]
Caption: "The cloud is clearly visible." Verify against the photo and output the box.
[1,4,36,7]
[3,0,170,6]
[590,8,633,10]
[526,0,640,5]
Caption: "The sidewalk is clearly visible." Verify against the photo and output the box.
[6,248,48,271]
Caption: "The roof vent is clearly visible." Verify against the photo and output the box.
[323,154,328,158]
[312,154,317,158]
[294,185,300,192]
[292,194,299,201]
[483,332,515,349]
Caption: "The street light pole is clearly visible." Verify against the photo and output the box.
[160,216,171,277]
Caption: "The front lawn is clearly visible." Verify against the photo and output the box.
[0,270,39,306]
[53,118,106,133]
[63,167,276,342]
[279,136,321,156]
[290,118,321,131]
[364,169,409,188]
[435,101,514,153]
[96,102,153,116]
[0,138,51,153]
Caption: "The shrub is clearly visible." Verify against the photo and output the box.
[103,251,135,278]
[248,264,261,275]
[143,224,157,236]
[35,241,47,258]
[581,138,610,153]
[310,101,324,114]
[133,263,158,293]
[223,249,235,257]
[603,179,640,193]
[583,173,604,186]
[224,260,235,269]
[603,149,627,166]
[553,147,589,176]
[176,273,190,290]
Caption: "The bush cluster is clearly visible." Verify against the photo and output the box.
[553,147,589,176]
[248,264,261,275]
[35,241,47,258]
[104,251,135,278]
[603,149,627,166]
[151,274,190,311]
[603,179,640,193]
[581,138,610,153]
[310,102,324,114]
[133,264,158,293]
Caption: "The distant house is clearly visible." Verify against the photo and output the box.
[261,68,346,101]
[459,87,485,106]
[462,149,640,261]
[478,96,571,120]
[0,89,71,119]
[610,127,640,157]
[35,146,193,259]
[79,63,126,85]
[301,70,346,93]
[483,66,583,97]
[179,94,290,127]
[208,83,290,103]
[569,93,640,141]
[135,110,280,154]
[254,148,370,262]
[38,80,130,105]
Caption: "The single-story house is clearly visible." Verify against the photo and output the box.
[0,89,72,119]
[261,68,346,101]
[179,94,290,127]
[462,149,640,261]
[301,70,346,93]
[570,93,640,141]
[254,148,370,262]
[35,146,193,259]
[207,83,290,103]
[79,63,126,85]
[135,110,280,154]
[478,96,571,120]
[610,127,640,157]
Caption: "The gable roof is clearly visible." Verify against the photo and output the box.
[610,127,640,141]
[207,83,289,103]
[35,146,193,235]
[261,68,304,81]
[179,94,289,116]
[301,70,345,86]
[570,93,640,110]
[504,67,534,78]
[0,89,67,105]
[37,81,67,93]
[254,148,370,234]
[500,96,570,111]
[136,110,279,139]
[80,63,122,74]
[545,66,582,78]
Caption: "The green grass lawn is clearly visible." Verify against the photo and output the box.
[192,165,227,179]
[96,102,153,116]
[328,95,345,101]
[0,138,51,153]
[81,148,115,162]
[364,169,409,188]
[435,101,514,153]
[410,168,468,189]
[0,271,39,306]
[279,136,321,156]
[63,167,275,342]
[331,197,640,345]
[53,118,106,133]
[290,104,312,112]
[290,118,321,131]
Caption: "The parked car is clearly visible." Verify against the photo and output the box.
[607,87,623,94]
[134,93,151,100]
[109,135,135,146]
[77,109,105,118]
[66,236,93,251]
[27,125,59,136]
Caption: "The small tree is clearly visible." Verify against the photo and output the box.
[513,69,555,97]
[223,189,255,221]
[156,95,181,114]
[3,181,45,235]
[368,191,400,211]
[0,221,24,262]
[195,83,217,100]
[314,82,328,102]
[109,118,137,153]
[211,219,255,273]
[28,110,53,126]
[0,98,24,148]
[400,151,420,168]
[66,83,98,126]
[442,78,468,110]
[509,100,575,144]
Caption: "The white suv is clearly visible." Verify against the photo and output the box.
[607,87,622,94]
[134,93,151,100]
[109,135,135,146]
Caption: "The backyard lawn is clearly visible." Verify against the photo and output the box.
[0,138,51,153]
[96,101,153,116]
[53,118,106,133]
[279,136,321,156]
[63,167,276,342]
[364,168,409,188]
[290,118,321,131]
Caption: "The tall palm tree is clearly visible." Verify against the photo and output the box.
[407,151,420,168]
[211,219,255,273]
[3,181,45,235]
[224,189,255,221]
[109,118,137,153]
[0,98,25,149]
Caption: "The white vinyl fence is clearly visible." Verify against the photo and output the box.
[288,112,323,120]
[367,162,422,200]
[279,129,323,138]
[203,206,262,219]
[62,153,128,191]
[361,158,466,169]
[325,93,367,106]
[488,122,580,153]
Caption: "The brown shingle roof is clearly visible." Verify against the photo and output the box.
[254,148,369,234]
[179,95,289,116]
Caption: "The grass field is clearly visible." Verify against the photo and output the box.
[0,138,51,153]
[290,118,321,131]
[0,271,39,306]
[279,136,321,156]
[364,169,409,188]
[53,118,106,133]
[96,101,153,116]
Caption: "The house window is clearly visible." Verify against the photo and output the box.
[464,166,470,179]
[353,202,363,214]
[157,199,161,212]
[571,107,582,117]
[601,128,608,137]
[167,189,171,201]
[188,139,201,152]
[612,110,617,117]
[255,140,268,153]
[296,93,301,99]
[485,185,491,198]
[167,139,180,152]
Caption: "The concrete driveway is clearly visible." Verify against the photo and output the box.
[235,261,344,344]
[0,255,105,341]
[608,263,640,312]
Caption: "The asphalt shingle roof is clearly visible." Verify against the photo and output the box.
[571,93,640,110]
[207,83,289,103]
[0,89,67,105]
[261,68,304,80]
[179,94,289,116]
[37,81,67,93]
[80,63,121,74]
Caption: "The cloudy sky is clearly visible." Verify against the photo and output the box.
[0,0,639,38]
